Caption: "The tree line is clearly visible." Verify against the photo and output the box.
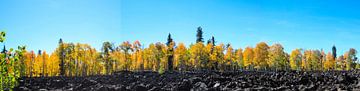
[1,26,360,79]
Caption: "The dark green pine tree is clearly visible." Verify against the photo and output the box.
[2,45,6,53]
[196,26,204,43]
[167,33,174,72]
[207,36,216,53]
[59,38,65,76]
[166,33,173,46]
[332,45,337,60]
[211,36,215,46]
[207,39,211,44]
[37,50,43,77]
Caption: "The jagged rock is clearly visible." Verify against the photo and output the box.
[15,87,30,91]
[224,82,237,88]
[192,82,208,91]
[38,88,48,91]
[13,71,360,91]
[213,82,220,88]
[189,77,202,84]
[148,86,161,91]
[134,84,147,91]
[177,79,192,91]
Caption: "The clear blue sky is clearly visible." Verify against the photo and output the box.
[1,0,360,56]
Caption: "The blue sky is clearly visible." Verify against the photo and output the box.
[0,0,360,55]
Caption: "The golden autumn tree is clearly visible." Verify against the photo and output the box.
[235,48,243,70]
[131,40,143,71]
[336,55,346,70]
[75,43,95,76]
[268,43,287,71]
[88,48,102,75]
[24,51,35,77]
[345,48,357,70]
[319,50,326,70]
[79,43,89,76]
[253,42,269,70]
[243,47,254,70]
[207,43,223,70]
[324,52,335,70]
[303,50,321,70]
[102,42,114,74]
[224,44,235,71]
[112,45,124,71]
[344,52,349,70]
[189,42,206,70]
[174,43,189,71]
[33,50,43,77]
[311,50,322,70]
[204,43,213,70]
[155,42,167,73]
[48,53,59,76]
[41,51,49,77]
[290,49,302,70]
[205,36,218,70]
[73,44,80,76]
[142,42,167,72]
[142,45,152,71]
[65,43,76,76]
[143,43,163,71]
[302,50,311,70]
[214,43,225,71]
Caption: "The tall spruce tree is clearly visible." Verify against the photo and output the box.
[196,27,204,43]
[167,33,174,71]
[166,33,173,46]
[59,38,65,76]
[332,45,337,60]
[211,36,215,46]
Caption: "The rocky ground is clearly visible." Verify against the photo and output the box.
[14,70,360,91]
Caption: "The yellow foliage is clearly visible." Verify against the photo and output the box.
[243,47,254,70]
[290,49,302,70]
[174,43,188,71]
[324,52,335,70]
[253,42,269,70]
[235,48,243,69]
[268,43,287,70]
[189,43,206,69]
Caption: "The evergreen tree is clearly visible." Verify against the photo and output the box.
[196,27,204,43]
[2,45,6,53]
[207,36,216,46]
[166,33,174,72]
[332,45,337,60]
[166,33,173,46]
[58,38,65,76]
[211,36,215,46]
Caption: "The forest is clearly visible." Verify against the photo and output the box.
[1,27,360,90]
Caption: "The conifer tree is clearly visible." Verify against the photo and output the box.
[196,27,204,43]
